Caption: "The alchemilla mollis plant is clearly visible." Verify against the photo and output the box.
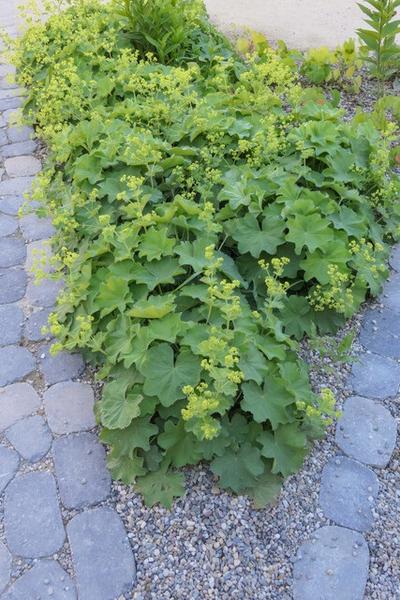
[7,0,400,508]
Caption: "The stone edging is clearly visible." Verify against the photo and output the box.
[0,65,136,598]
[292,249,399,599]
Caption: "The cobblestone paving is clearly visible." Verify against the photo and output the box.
[0,24,136,599]
[293,253,399,598]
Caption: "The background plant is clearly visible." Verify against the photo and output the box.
[9,0,400,508]
[357,0,400,93]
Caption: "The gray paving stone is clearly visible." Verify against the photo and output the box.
[4,471,65,558]
[0,128,7,146]
[25,239,54,274]
[4,155,41,178]
[20,214,55,242]
[25,277,63,307]
[381,272,400,314]
[0,445,19,493]
[349,352,400,399]
[6,125,33,144]
[360,308,400,358]
[319,456,379,532]
[389,245,400,271]
[0,236,26,267]
[336,395,397,467]
[39,344,84,385]
[24,307,51,342]
[44,381,95,434]
[0,176,33,196]
[67,507,135,600]
[0,541,11,594]
[3,559,76,600]
[0,303,23,346]
[53,432,111,509]
[0,268,27,303]
[0,345,35,386]
[1,140,36,158]
[6,415,52,462]
[0,195,25,216]
[0,87,24,100]
[0,382,40,430]
[0,215,17,238]
[0,96,22,111]
[293,525,369,600]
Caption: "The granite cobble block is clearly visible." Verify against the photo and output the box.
[3,559,77,600]
[44,381,95,434]
[4,155,41,178]
[53,432,111,509]
[0,303,23,346]
[0,176,33,196]
[39,344,84,385]
[0,382,41,430]
[0,236,26,268]
[67,507,135,600]
[0,214,18,237]
[24,307,52,342]
[360,308,400,359]
[1,140,36,158]
[381,272,400,314]
[293,525,369,600]
[0,345,35,386]
[25,277,63,308]
[20,214,55,242]
[0,195,25,216]
[0,445,19,493]
[6,125,33,143]
[0,542,11,594]
[336,395,397,467]
[25,239,54,274]
[6,414,52,462]
[349,352,400,399]
[0,268,27,303]
[319,456,379,532]
[4,471,65,558]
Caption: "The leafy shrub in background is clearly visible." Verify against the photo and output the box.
[357,0,400,91]
[10,0,400,507]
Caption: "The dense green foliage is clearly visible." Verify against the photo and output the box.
[10,0,400,507]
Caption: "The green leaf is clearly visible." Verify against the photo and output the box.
[136,465,185,508]
[73,153,103,184]
[139,343,201,406]
[100,416,158,457]
[139,227,175,261]
[106,450,146,484]
[241,377,293,428]
[238,345,268,385]
[94,276,130,316]
[246,471,283,509]
[211,443,265,493]
[300,241,349,285]
[147,313,186,341]
[280,296,314,339]
[286,213,333,254]
[129,294,175,319]
[158,420,202,467]
[227,213,285,258]
[258,424,308,476]
[329,206,367,237]
[100,382,143,429]
[176,238,211,271]
[131,258,185,290]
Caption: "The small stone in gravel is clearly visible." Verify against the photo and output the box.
[24,307,51,342]
[53,432,111,509]
[319,456,379,532]
[336,396,397,467]
[0,236,26,268]
[0,345,35,386]
[293,525,369,600]
[44,381,95,434]
[0,303,23,346]
[39,345,84,385]
[0,382,40,430]
[6,415,52,462]
[0,214,18,237]
[360,308,400,358]
[4,471,65,558]
[4,156,40,178]
[20,214,55,242]
[25,277,63,307]
[349,352,400,399]
[1,140,36,158]
[25,239,54,273]
[7,125,33,144]
[67,507,135,600]
[0,445,19,493]
[0,176,33,196]
[0,542,11,594]
[2,559,77,600]
[0,267,27,304]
